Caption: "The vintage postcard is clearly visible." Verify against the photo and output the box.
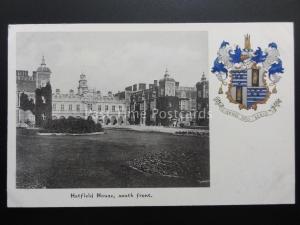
[7,23,295,207]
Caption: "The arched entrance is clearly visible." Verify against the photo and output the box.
[111,116,117,125]
[104,116,110,125]
[118,116,124,125]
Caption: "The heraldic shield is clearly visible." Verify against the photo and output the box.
[212,34,284,111]
[227,66,270,110]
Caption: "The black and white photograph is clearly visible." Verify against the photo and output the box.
[15,31,210,189]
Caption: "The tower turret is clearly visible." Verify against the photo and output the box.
[196,72,209,126]
[36,56,51,88]
[201,72,206,82]
[78,73,88,95]
[159,68,176,97]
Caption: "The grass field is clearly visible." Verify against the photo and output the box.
[17,128,209,188]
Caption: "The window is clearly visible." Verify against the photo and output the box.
[61,104,64,111]
[112,105,115,112]
[119,105,122,112]
[53,104,56,111]
[41,96,46,103]
[69,104,72,111]
[76,104,80,111]
[198,90,202,98]
[88,103,92,110]
[205,87,209,98]
[98,105,101,111]
[105,105,108,111]
[180,102,185,110]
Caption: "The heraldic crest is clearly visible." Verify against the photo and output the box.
[212,34,284,110]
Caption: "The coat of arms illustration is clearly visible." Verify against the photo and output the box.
[212,35,284,121]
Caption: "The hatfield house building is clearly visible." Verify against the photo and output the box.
[17,57,127,127]
[16,56,52,127]
[16,57,209,127]
[115,69,209,126]
[52,73,127,125]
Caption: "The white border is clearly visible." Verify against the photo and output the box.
[7,23,295,207]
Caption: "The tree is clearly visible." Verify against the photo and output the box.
[35,82,52,126]
[19,93,35,114]
[41,117,103,133]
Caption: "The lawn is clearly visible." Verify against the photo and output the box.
[17,129,209,188]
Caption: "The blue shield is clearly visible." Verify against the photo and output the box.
[229,68,268,109]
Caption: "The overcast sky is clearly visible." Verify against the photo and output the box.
[16,31,208,94]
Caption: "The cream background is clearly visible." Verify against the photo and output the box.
[7,23,295,207]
